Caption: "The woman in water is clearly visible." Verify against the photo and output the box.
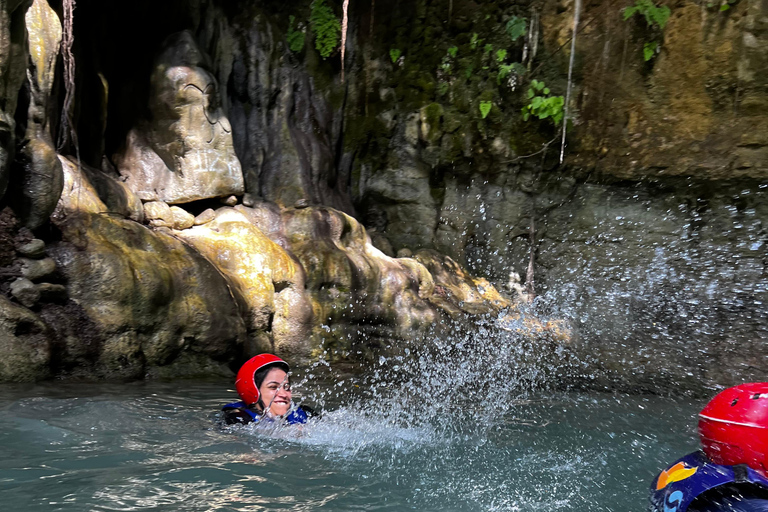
[221,354,316,425]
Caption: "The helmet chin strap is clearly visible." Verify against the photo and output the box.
[262,372,292,419]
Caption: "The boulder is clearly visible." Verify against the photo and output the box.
[175,208,313,357]
[0,295,51,381]
[113,31,244,204]
[19,257,55,281]
[17,239,45,258]
[48,211,247,378]
[52,155,143,222]
[143,200,173,228]
[169,206,194,230]
[193,208,216,226]
[10,277,39,308]
[281,206,440,350]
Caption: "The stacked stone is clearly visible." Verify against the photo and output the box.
[10,239,66,308]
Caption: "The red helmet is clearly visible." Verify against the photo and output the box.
[699,382,768,475]
[235,354,290,406]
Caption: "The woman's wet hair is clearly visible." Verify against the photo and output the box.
[253,365,274,390]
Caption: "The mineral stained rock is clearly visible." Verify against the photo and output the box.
[0,0,30,204]
[49,211,248,379]
[175,207,313,358]
[52,156,143,221]
[114,31,243,204]
[9,0,63,230]
[50,162,248,378]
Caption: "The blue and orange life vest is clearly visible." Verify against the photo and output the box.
[650,451,768,511]
[221,400,311,425]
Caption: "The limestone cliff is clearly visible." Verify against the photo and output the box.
[0,0,763,393]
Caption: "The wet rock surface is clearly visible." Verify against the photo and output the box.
[0,0,763,392]
[0,295,51,382]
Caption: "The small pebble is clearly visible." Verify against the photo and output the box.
[17,239,45,259]
[20,257,56,282]
[220,195,238,207]
[170,206,194,230]
[10,278,39,308]
[194,208,216,226]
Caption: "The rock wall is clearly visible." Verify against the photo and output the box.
[0,0,764,392]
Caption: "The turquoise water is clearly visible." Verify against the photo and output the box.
[0,376,701,511]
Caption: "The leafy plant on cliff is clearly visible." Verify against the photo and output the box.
[310,0,341,59]
[479,100,492,119]
[622,0,670,61]
[622,0,670,29]
[521,80,564,126]
[470,33,483,50]
[497,62,525,85]
[389,48,402,64]
[707,0,738,11]
[505,16,527,42]
[287,16,306,53]
[643,41,657,61]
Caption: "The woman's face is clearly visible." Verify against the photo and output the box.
[259,367,292,417]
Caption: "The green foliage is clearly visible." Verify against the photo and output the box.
[310,0,341,59]
[447,46,458,58]
[287,16,306,53]
[505,16,527,42]
[497,62,525,85]
[521,79,564,126]
[498,64,514,84]
[479,100,492,119]
[623,0,670,62]
[464,65,474,79]
[709,0,738,11]
[483,44,493,54]
[390,48,402,63]
[470,33,482,50]
[643,41,657,61]
[623,0,671,29]
[495,49,507,63]
[437,82,449,97]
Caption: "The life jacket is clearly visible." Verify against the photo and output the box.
[221,400,310,425]
[650,451,768,511]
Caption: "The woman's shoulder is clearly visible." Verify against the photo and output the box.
[220,401,320,426]
[221,401,258,425]
[285,404,320,424]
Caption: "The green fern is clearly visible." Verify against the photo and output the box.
[643,41,658,61]
[310,0,341,59]
[479,101,492,119]
[623,0,671,29]
[287,16,305,53]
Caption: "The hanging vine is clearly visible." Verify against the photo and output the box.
[58,0,79,164]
